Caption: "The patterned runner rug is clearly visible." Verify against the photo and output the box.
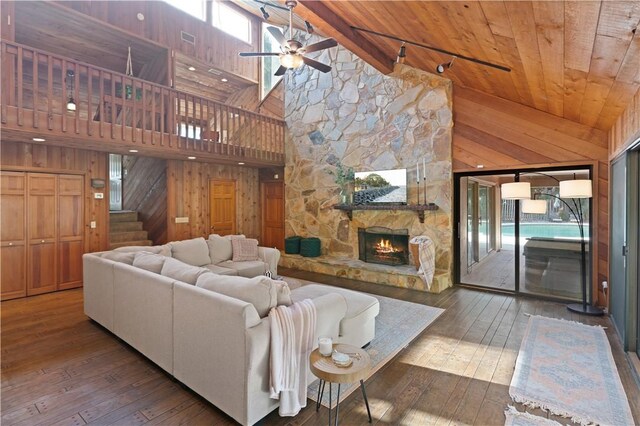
[282,277,444,408]
[509,315,634,425]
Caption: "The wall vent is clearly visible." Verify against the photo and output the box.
[181,31,196,45]
[207,68,221,76]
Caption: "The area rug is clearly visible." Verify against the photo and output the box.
[504,406,563,426]
[509,315,634,426]
[282,277,444,408]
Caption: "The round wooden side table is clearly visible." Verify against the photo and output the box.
[309,343,373,426]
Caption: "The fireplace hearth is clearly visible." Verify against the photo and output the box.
[358,227,409,266]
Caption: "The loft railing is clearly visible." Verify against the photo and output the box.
[0,40,285,164]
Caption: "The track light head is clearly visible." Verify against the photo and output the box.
[436,56,456,74]
[396,43,406,64]
[305,20,314,34]
[260,6,269,20]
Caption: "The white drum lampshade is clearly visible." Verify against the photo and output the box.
[522,199,547,214]
[559,179,592,198]
[501,182,531,200]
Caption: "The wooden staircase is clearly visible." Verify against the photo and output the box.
[109,211,153,249]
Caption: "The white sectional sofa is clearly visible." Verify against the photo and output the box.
[83,235,380,425]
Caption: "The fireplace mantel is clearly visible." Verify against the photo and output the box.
[333,203,439,223]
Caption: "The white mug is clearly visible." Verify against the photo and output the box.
[318,336,332,356]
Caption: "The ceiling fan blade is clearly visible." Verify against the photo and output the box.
[239,52,280,57]
[267,26,287,47]
[303,38,338,54]
[274,65,287,76]
[302,56,332,73]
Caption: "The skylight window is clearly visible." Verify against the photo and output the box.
[211,1,251,44]
[163,0,206,21]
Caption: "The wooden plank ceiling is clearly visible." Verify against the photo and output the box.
[240,0,640,131]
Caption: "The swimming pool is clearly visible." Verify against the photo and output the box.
[502,223,589,239]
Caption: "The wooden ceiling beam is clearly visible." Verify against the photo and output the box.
[294,0,394,75]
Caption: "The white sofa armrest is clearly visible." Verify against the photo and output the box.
[258,246,280,275]
[311,293,348,341]
[83,253,116,332]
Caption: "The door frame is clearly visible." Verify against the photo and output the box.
[454,163,595,300]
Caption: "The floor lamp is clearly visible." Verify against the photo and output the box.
[502,177,603,316]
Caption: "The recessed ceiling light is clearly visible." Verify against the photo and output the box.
[221,78,228,82]
[136,12,145,21]
[187,156,196,160]
[32,137,46,142]
[188,66,196,71]
[476,164,484,169]
[129,149,139,153]
[238,162,245,165]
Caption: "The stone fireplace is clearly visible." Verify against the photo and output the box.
[358,227,409,266]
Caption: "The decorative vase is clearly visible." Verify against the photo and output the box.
[340,183,354,205]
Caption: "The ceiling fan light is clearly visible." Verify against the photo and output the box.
[280,53,303,69]
[559,179,592,198]
[501,182,531,200]
[522,199,547,214]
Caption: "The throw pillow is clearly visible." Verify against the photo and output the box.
[160,257,211,285]
[196,274,277,317]
[231,238,259,262]
[169,237,211,266]
[132,252,167,274]
[207,234,233,264]
[101,251,136,264]
[273,279,292,306]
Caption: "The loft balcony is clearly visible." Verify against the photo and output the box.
[0,40,285,166]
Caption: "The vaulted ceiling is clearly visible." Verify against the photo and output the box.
[236,1,640,132]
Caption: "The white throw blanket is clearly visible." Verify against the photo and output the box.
[269,299,317,417]
[410,236,436,290]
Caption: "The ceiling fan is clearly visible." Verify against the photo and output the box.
[239,0,337,76]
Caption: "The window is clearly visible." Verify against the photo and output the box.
[261,23,283,99]
[163,0,206,21]
[211,1,251,43]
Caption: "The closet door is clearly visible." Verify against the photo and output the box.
[1,172,27,300]
[58,175,84,290]
[27,173,57,296]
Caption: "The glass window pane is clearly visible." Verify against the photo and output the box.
[164,0,206,21]
[262,23,282,99]
[212,1,251,43]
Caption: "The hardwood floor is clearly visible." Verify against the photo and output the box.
[2,269,639,425]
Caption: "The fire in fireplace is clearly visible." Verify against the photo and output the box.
[358,227,409,266]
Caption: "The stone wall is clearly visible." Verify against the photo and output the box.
[283,38,453,292]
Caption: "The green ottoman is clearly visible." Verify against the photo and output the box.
[300,237,321,257]
[285,236,302,254]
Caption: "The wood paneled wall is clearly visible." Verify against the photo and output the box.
[452,86,610,306]
[1,1,14,40]
[609,87,640,159]
[166,160,260,242]
[0,141,109,253]
[258,81,284,119]
[122,156,167,245]
[57,1,261,83]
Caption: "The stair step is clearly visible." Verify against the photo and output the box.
[110,221,144,232]
[110,211,138,223]
[110,230,149,243]
[109,240,153,250]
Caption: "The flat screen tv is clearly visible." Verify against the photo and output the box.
[353,169,407,205]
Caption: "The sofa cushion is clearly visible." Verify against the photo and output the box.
[115,244,171,257]
[161,257,211,285]
[231,238,259,262]
[196,274,277,317]
[217,260,266,278]
[203,264,239,276]
[101,251,136,264]
[273,279,292,306]
[207,234,233,264]
[132,252,167,274]
[169,237,210,267]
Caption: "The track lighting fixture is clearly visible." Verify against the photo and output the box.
[260,6,269,20]
[436,56,456,74]
[305,20,314,34]
[396,42,406,64]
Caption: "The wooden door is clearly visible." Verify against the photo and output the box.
[58,175,84,290]
[1,172,27,300]
[27,173,57,296]
[261,181,284,249]
[209,180,236,236]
